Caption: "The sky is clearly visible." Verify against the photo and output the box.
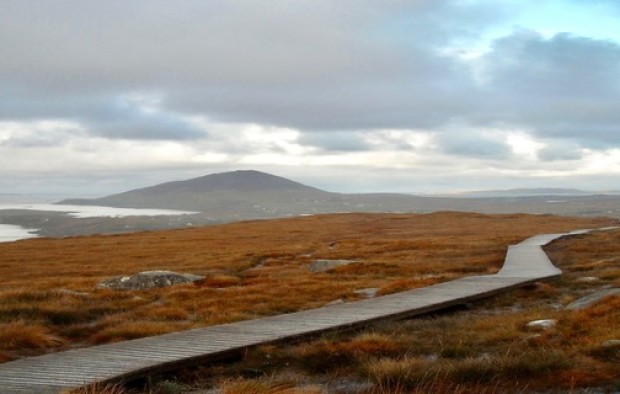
[1,0,619,196]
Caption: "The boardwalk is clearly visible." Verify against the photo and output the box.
[0,229,595,393]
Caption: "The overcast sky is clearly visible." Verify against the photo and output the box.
[1,0,619,196]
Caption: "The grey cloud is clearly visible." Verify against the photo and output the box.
[0,0,618,155]
[0,90,206,141]
[436,131,511,158]
[537,144,583,162]
[477,30,620,147]
[83,97,207,140]
[298,132,371,152]
[0,0,486,133]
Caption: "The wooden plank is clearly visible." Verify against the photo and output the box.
[0,229,598,394]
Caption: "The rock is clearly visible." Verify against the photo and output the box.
[575,276,601,284]
[354,288,379,298]
[601,339,620,348]
[526,319,557,330]
[309,259,356,273]
[324,299,345,307]
[565,288,620,310]
[56,288,90,298]
[525,333,543,342]
[424,353,439,362]
[96,270,204,290]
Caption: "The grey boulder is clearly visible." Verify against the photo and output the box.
[565,288,619,310]
[309,259,357,273]
[96,270,204,290]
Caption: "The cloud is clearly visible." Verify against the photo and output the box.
[0,0,485,133]
[436,129,512,158]
[2,2,618,140]
[0,120,84,148]
[0,1,619,194]
[82,94,208,140]
[298,132,372,152]
[569,0,620,13]
[476,30,620,147]
[537,144,583,162]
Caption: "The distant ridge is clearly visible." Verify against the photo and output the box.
[102,170,324,195]
[54,170,620,228]
[444,188,617,198]
[60,170,333,212]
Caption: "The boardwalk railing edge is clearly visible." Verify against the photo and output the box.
[0,227,615,393]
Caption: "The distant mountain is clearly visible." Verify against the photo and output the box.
[446,188,614,198]
[60,170,335,212]
[54,171,620,232]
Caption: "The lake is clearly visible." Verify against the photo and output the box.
[0,224,39,243]
[0,204,197,243]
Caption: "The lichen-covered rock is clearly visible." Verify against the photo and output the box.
[309,259,357,273]
[574,276,601,284]
[565,288,619,310]
[601,339,620,348]
[324,299,345,307]
[525,319,557,331]
[354,288,379,298]
[96,270,204,290]
[56,288,90,298]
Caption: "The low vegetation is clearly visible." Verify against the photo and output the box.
[148,226,616,393]
[0,212,617,392]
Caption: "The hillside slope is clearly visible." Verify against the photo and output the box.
[61,170,335,212]
[50,170,620,232]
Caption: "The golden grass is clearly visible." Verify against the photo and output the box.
[218,378,324,394]
[173,226,620,394]
[65,382,128,394]
[0,320,65,349]
[545,229,620,288]
[0,212,613,362]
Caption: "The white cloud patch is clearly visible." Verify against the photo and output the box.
[506,132,544,159]
[0,120,85,148]
[364,130,435,151]
[581,149,620,174]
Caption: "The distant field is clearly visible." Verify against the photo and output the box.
[0,212,614,363]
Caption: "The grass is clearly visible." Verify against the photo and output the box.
[0,212,616,392]
[152,226,619,393]
[65,382,128,394]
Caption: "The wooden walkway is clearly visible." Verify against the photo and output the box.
[0,229,597,393]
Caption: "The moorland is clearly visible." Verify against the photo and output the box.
[0,212,618,393]
[167,226,619,394]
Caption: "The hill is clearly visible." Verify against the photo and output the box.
[60,170,334,212]
[0,169,606,238]
[59,170,620,221]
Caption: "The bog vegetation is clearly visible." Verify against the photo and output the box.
[140,224,618,394]
[0,212,617,392]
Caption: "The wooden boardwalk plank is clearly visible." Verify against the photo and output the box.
[0,229,598,393]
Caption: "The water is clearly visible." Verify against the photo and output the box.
[0,203,197,218]
[0,224,39,242]
[0,204,198,243]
